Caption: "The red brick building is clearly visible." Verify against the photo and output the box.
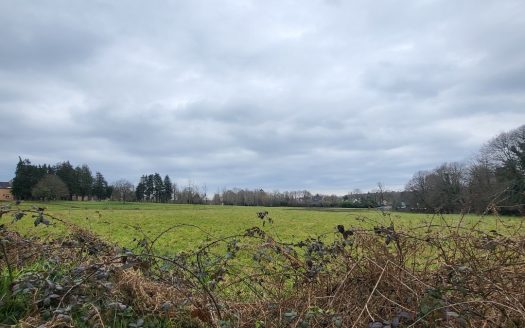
[0,181,13,201]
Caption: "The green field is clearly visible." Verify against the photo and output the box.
[2,201,525,327]
[3,201,522,254]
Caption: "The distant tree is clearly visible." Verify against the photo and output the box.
[153,173,163,202]
[428,163,466,213]
[112,179,135,202]
[135,176,147,201]
[480,125,525,213]
[172,183,179,202]
[212,193,222,205]
[32,174,69,201]
[105,185,114,199]
[55,161,77,200]
[145,175,154,201]
[163,175,172,202]
[376,182,385,205]
[466,160,499,213]
[405,171,431,210]
[12,158,46,200]
[406,163,466,213]
[76,165,94,200]
[92,172,108,200]
[41,164,55,175]
[175,182,205,204]
[201,184,207,204]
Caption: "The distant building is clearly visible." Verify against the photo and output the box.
[0,181,13,201]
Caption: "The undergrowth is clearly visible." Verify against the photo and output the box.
[0,203,524,327]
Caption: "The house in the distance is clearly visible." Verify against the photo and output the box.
[0,181,13,201]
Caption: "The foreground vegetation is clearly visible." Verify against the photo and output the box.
[1,201,524,327]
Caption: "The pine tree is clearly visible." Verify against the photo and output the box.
[76,165,94,200]
[92,172,108,200]
[136,175,147,201]
[145,175,154,201]
[55,161,77,200]
[163,175,173,203]
[12,158,44,200]
[153,173,163,203]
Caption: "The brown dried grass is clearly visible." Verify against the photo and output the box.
[2,214,525,327]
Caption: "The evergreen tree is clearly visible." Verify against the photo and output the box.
[76,165,94,200]
[153,173,163,202]
[145,175,154,201]
[92,172,108,200]
[106,185,114,199]
[55,161,77,200]
[135,175,147,201]
[12,158,45,200]
[163,175,173,203]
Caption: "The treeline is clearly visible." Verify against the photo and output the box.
[210,189,384,208]
[209,187,417,209]
[11,159,111,201]
[8,125,524,213]
[405,124,525,215]
[210,125,525,215]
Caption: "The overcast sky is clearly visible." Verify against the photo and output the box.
[1,0,524,194]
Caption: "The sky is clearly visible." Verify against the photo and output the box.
[1,0,525,194]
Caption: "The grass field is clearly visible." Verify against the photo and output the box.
[2,201,525,327]
[3,200,522,254]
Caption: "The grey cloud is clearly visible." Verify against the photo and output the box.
[1,0,525,193]
[0,4,106,74]
[361,61,460,98]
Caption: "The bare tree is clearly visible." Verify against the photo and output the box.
[111,179,135,202]
[377,182,385,206]
[479,125,525,213]
[406,171,431,211]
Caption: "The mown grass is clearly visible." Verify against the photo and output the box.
[2,201,522,254]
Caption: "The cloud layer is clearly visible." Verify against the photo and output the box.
[1,0,525,193]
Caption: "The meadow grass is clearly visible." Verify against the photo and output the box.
[2,200,522,254]
[2,201,525,326]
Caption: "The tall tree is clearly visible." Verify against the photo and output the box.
[428,163,466,213]
[145,175,154,201]
[55,161,77,200]
[405,171,431,210]
[163,175,172,203]
[135,175,147,201]
[105,185,114,200]
[12,158,45,200]
[466,160,499,213]
[76,165,94,200]
[92,172,108,200]
[153,173,163,202]
[481,124,525,212]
